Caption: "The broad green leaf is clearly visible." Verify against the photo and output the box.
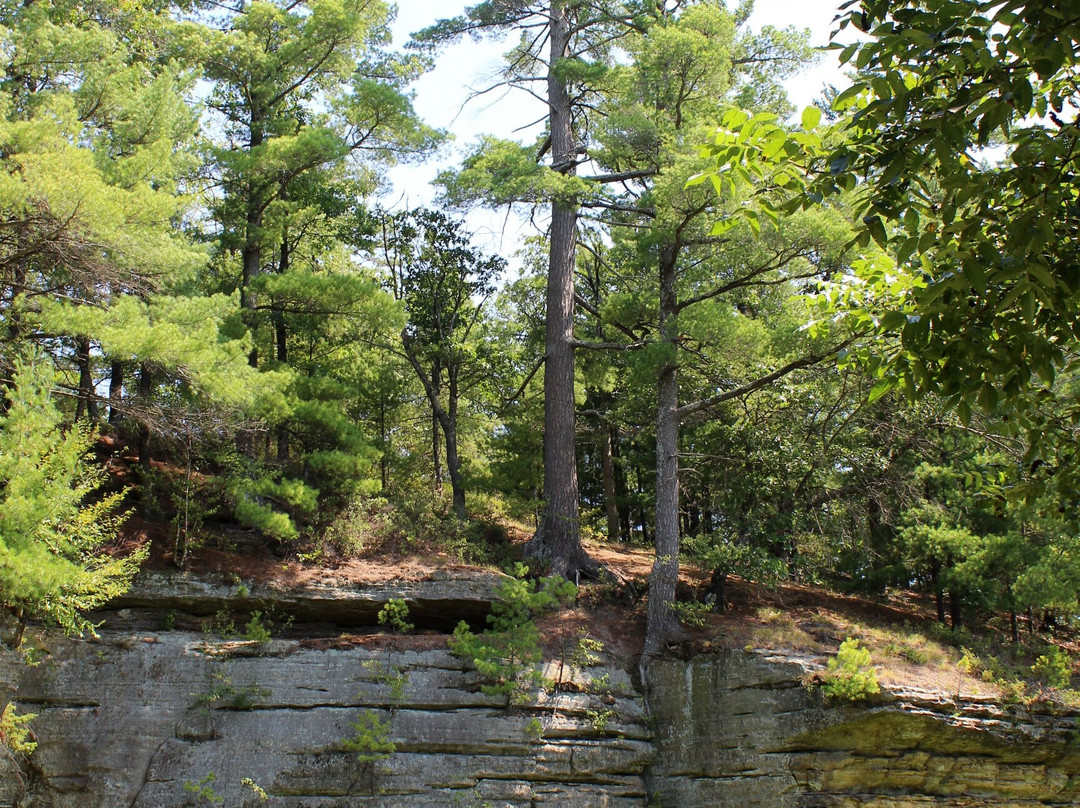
[710,217,739,236]
[867,377,896,403]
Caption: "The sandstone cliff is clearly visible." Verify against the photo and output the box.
[3,572,1079,808]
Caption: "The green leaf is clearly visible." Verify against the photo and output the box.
[867,378,896,403]
[833,84,862,110]
[864,215,888,247]
[896,235,920,265]
[1012,78,1033,116]
[710,218,739,237]
[957,399,972,426]
[878,311,907,331]
[801,106,822,131]
[745,210,761,236]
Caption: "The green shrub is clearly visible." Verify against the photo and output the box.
[1032,645,1073,688]
[821,639,881,701]
[523,716,544,743]
[672,599,710,629]
[0,703,36,757]
[343,710,395,763]
[378,599,414,633]
[449,564,576,705]
[182,772,224,806]
[318,496,387,558]
[998,678,1028,704]
[243,611,271,645]
[203,609,236,638]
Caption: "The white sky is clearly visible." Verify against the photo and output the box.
[384,0,849,261]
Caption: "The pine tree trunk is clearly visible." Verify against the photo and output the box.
[600,423,621,544]
[379,400,389,492]
[525,0,596,579]
[2,234,27,410]
[275,236,289,461]
[75,336,99,422]
[240,125,264,371]
[613,430,631,542]
[635,460,651,545]
[108,360,124,425]
[708,569,727,613]
[645,245,688,655]
[242,222,261,370]
[930,559,946,623]
[137,362,154,517]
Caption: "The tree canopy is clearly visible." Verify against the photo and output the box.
[811,0,1080,480]
[4,0,1080,660]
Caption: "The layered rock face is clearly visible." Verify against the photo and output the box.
[0,632,651,808]
[646,652,1080,808]
[0,569,652,808]
[4,575,1080,807]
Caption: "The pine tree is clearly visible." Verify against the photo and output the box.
[0,355,146,646]
[184,0,436,366]
[573,4,840,652]
[0,0,202,391]
[419,0,650,577]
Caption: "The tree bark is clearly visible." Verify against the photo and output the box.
[402,332,466,521]
[75,336,99,422]
[932,559,945,623]
[708,568,727,612]
[635,459,651,545]
[949,591,962,630]
[645,245,690,655]
[524,0,597,579]
[613,430,632,542]
[108,360,124,426]
[2,232,27,410]
[445,366,466,521]
[137,362,154,517]
[240,123,265,371]
[275,234,289,461]
[379,400,389,492]
[431,358,443,490]
[600,423,621,544]
[242,215,261,370]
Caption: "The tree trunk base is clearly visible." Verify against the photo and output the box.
[642,612,693,658]
[522,531,604,581]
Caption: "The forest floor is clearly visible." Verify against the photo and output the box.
[114,512,1077,705]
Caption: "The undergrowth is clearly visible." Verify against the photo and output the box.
[449,564,576,706]
[300,492,519,569]
[812,613,1080,708]
[820,639,881,701]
